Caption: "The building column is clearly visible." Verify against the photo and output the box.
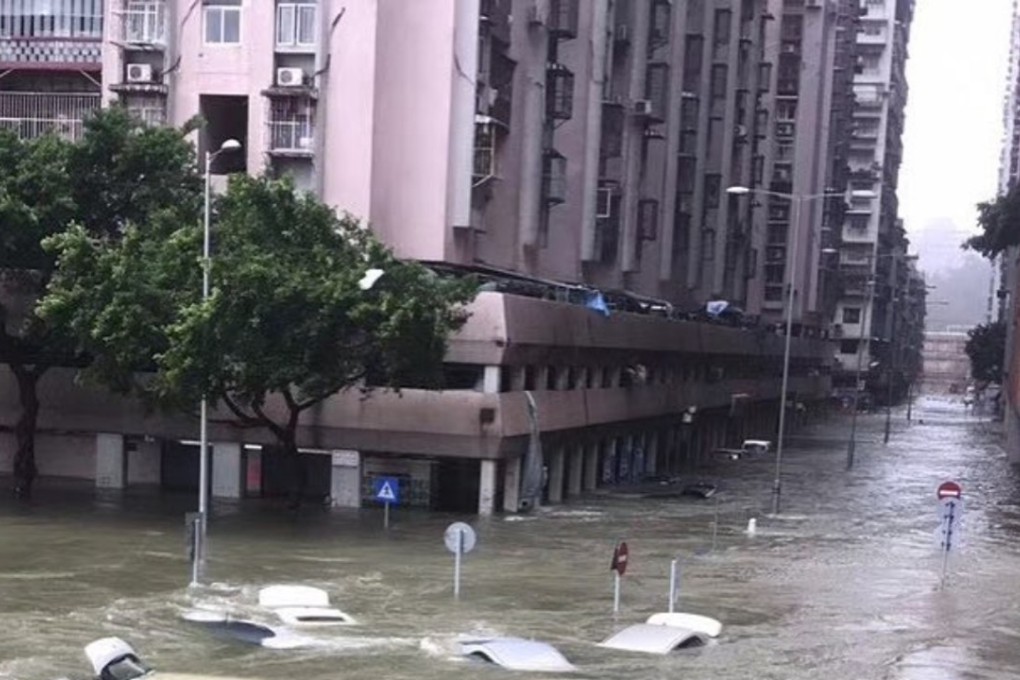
[567,445,583,497]
[478,459,498,516]
[211,442,243,499]
[503,456,522,513]
[584,442,599,491]
[95,433,125,490]
[482,365,501,393]
[548,446,565,503]
[646,431,659,476]
[127,438,161,486]
[330,450,362,508]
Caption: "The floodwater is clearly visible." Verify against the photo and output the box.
[2,396,1019,679]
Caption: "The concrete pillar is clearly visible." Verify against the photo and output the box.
[535,365,550,390]
[503,456,522,512]
[127,438,161,486]
[567,445,583,497]
[555,367,570,390]
[584,443,599,491]
[95,433,125,490]
[510,366,526,391]
[548,447,565,503]
[211,442,243,499]
[483,365,501,393]
[478,459,498,515]
[329,450,362,508]
[591,366,604,388]
[646,431,658,476]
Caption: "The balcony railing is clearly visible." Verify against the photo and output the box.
[0,91,100,141]
[0,6,103,67]
[269,120,314,154]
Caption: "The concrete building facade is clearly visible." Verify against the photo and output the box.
[831,0,915,397]
[0,0,882,512]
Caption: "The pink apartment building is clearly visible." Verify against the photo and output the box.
[0,0,842,514]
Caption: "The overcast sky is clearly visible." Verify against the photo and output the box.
[898,0,1014,273]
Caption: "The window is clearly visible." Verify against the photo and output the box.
[704,174,721,208]
[713,9,731,46]
[204,0,241,45]
[711,64,728,99]
[843,307,862,324]
[277,1,316,48]
[840,340,860,355]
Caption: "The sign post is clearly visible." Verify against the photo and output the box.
[373,476,401,530]
[444,522,477,599]
[936,481,963,589]
[185,512,203,586]
[610,541,629,615]
[667,559,680,614]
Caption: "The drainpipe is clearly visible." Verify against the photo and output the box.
[580,0,609,261]
[446,0,480,241]
[517,21,549,252]
[619,0,651,273]
[658,1,686,282]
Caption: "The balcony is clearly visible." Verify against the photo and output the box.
[0,91,100,141]
[0,8,102,69]
[121,1,168,47]
[268,119,314,157]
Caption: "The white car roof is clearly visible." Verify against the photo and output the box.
[460,637,576,672]
[258,585,331,609]
[645,613,723,638]
[598,623,708,655]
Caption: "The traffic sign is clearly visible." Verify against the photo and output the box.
[373,476,401,505]
[444,522,477,555]
[937,480,962,500]
[611,541,629,576]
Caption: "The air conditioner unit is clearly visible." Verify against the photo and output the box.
[126,63,153,83]
[276,67,304,87]
[298,136,313,149]
[734,124,749,138]
[633,99,653,116]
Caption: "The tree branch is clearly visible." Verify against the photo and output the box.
[221,392,267,429]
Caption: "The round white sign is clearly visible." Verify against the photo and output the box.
[444,522,477,554]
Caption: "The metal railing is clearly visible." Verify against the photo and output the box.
[0,92,100,141]
[269,120,314,152]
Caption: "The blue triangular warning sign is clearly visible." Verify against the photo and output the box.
[377,481,396,501]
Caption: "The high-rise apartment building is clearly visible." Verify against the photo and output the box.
[0,0,104,140]
[1,0,869,512]
[832,0,915,397]
[998,0,1020,460]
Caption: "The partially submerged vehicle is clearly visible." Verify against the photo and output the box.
[180,609,312,649]
[85,637,257,680]
[598,613,722,655]
[257,585,356,626]
[458,636,576,672]
[680,482,718,499]
[713,439,772,461]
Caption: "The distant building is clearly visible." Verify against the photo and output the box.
[920,331,970,395]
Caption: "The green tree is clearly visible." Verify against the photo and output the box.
[41,175,475,503]
[965,320,1005,383]
[0,108,202,497]
[965,185,1020,258]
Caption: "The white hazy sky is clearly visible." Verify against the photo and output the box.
[898,0,1014,272]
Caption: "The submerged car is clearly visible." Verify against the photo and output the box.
[257,584,356,626]
[458,636,576,672]
[598,613,723,655]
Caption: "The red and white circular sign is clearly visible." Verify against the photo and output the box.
[611,541,629,576]
[937,481,962,500]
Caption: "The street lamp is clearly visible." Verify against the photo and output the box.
[726,186,874,514]
[195,138,242,585]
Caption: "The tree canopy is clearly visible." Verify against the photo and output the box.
[964,320,1005,383]
[0,107,203,496]
[41,174,476,500]
[965,185,1020,259]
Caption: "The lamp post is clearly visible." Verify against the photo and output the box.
[726,186,874,514]
[194,138,241,585]
[846,273,875,470]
